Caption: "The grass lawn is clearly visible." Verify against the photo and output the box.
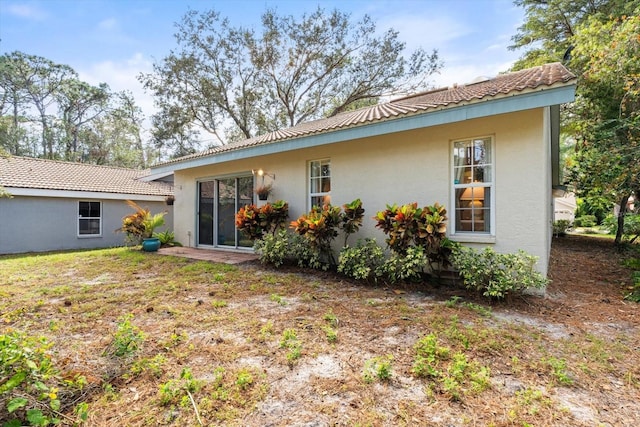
[1,246,638,426]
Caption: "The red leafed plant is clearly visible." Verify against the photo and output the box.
[236,200,289,240]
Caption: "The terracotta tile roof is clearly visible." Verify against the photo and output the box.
[160,62,576,166]
[0,156,173,196]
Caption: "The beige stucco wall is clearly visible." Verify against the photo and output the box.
[172,107,552,274]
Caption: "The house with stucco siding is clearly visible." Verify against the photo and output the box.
[149,63,577,275]
[0,156,174,254]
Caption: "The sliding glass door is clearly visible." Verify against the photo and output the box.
[198,176,253,248]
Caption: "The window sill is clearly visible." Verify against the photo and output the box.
[449,234,496,244]
[77,235,102,239]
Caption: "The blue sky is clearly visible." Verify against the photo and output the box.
[0,0,526,122]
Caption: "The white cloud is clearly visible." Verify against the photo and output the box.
[78,53,157,129]
[6,3,47,20]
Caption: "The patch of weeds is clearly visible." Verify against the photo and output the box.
[443,316,472,349]
[269,293,286,306]
[545,356,573,386]
[248,283,264,292]
[514,387,553,416]
[445,296,493,317]
[39,285,71,296]
[0,331,88,426]
[48,321,59,332]
[323,310,339,327]
[178,261,237,279]
[411,333,490,401]
[445,296,463,307]
[262,274,280,285]
[235,368,254,390]
[363,354,393,383]
[259,320,275,342]
[211,299,228,308]
[510,356,522,375]
[412,333,450,378]
[323,325,338,343]
[200,366,268,422]
[162,331,188,350]
[365,298,379,306]
[279,328,302,365]
[102,383,119,401]
[128,354,167,379]
[158,367,204,408]
[104,314,145,358]
[444,352,491,400]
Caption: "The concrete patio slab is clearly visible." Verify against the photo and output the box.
[157,246,259,265]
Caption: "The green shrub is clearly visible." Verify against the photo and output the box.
[552,219,571,237]
[154,230,182,247]
[624,271,640,302]
[451,246,548,299]
[254,230,325,269]
[602,213,640,243]
[337,238,386,281]
[254,229,290,267]
[575,196,611,224]
[0,332,88,426]
[574,215,597,228]
[373,202,452,278]
[379,246,428,283]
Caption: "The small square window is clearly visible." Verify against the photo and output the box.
[78,201,101,236]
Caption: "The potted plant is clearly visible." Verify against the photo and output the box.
[118,200,167,252]
[141,211,166,252]
[255,183,273,201]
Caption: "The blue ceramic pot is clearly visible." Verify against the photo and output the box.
[142,237,161,252]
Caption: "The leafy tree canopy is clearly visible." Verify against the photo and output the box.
[140,7,442,156]
[511,0,639,244]
[509,0,638,70]
[567,12,640,242]
[0,51,149,167]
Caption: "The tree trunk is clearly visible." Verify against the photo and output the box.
[614,193,630,245]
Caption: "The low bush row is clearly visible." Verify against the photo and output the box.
[237,200,548,299]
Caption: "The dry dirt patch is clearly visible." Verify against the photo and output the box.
[1,236,638,426]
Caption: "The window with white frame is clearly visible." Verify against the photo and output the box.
[309,159,331,208]
[452,137,493,234]
[78,201,101,236]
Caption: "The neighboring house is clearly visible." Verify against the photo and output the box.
[554,193,577,223]
[0,156,174,255]
[150,63,577,276]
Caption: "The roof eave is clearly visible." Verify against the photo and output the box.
[4,187,172,201]
[151,82,576,174]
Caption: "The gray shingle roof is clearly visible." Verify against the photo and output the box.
[0,156,173,196]
[159,62,576,166]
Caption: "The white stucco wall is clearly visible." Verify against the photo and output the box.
[0,196,173,255]
[172,107,552,274]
